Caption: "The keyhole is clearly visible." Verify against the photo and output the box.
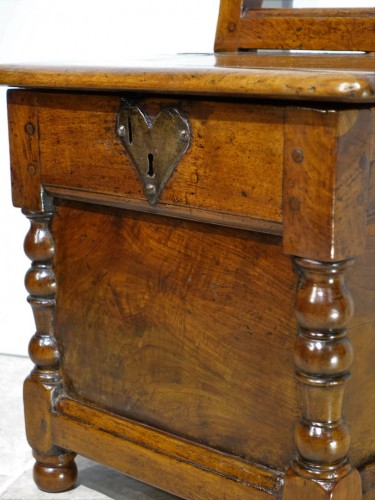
[128,117,133,144]
[147,153,154,177]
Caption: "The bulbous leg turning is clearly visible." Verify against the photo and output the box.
[33,451,77,493]
[283,258,362,499]
[22,210,79,493]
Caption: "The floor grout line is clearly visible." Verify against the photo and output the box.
[0,353,29,358]
[0,458,35,497]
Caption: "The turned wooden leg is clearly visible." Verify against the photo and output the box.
[33,451,78,493]
[283,258,362,500]
[23,209,77,493]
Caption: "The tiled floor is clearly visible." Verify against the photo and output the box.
[0,354,178,499]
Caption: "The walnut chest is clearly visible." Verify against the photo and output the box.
[1,4,375,499]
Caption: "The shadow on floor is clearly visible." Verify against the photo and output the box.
[76,457,179,500]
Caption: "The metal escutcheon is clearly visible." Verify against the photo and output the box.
[117,101,191,206]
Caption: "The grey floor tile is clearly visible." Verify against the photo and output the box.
[0,355,32,483]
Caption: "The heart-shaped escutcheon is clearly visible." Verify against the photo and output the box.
[117,101,191,206]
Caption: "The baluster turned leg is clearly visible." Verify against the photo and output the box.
[283,258,362,499]
[23,210,77,493]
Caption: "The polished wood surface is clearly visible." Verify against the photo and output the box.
[23,209,77,492]
[52,202,296,467]
[215,0,375,51]
[2,3,375,498]
[283,107,371,261]
[1,52,375,102]
[4,83,374,498]
[8,91,284,233]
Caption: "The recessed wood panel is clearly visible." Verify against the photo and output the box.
[52,201,298,469]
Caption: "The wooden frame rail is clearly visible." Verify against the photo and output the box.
[215,0,375,51]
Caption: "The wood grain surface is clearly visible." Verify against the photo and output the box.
[4,9,375,494]
[52,201,298,471]
[7,93,43,211]
[1,52,375,102]
[7,90,285,232]
[37,93,283,223]
[216,0,375,52]
[53,397,283,499]
[346,222,375,469]
[283,106,371,261]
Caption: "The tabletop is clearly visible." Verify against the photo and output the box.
[0,52,375,102]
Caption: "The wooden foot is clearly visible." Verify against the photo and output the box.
[33,450,77,493]
[283,468,362,500]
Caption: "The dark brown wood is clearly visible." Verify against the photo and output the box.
[35,93,284,225]
[7,93,43,211]
[215,0,375,51]
[53,397,282,499]
[283,107,371,261]
[360,459,375,498]
[282,103,372,498]
[2,3,375,497]
[283,258,362,499]
[0,53,375,102]
[346,221,375,469]
[51,201,297,471]
[7,91,286,233]
[368,109,375,219]
[23,209,77,492]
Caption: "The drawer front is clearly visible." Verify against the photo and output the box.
[9,91,284,232]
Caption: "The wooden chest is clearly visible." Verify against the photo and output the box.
[1,4,375,499]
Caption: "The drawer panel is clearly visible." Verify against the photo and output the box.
[9,91,284,231]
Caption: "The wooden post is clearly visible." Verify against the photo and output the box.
[23,209,77,493]
[283,106,372,498]
[284,257,362,499]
